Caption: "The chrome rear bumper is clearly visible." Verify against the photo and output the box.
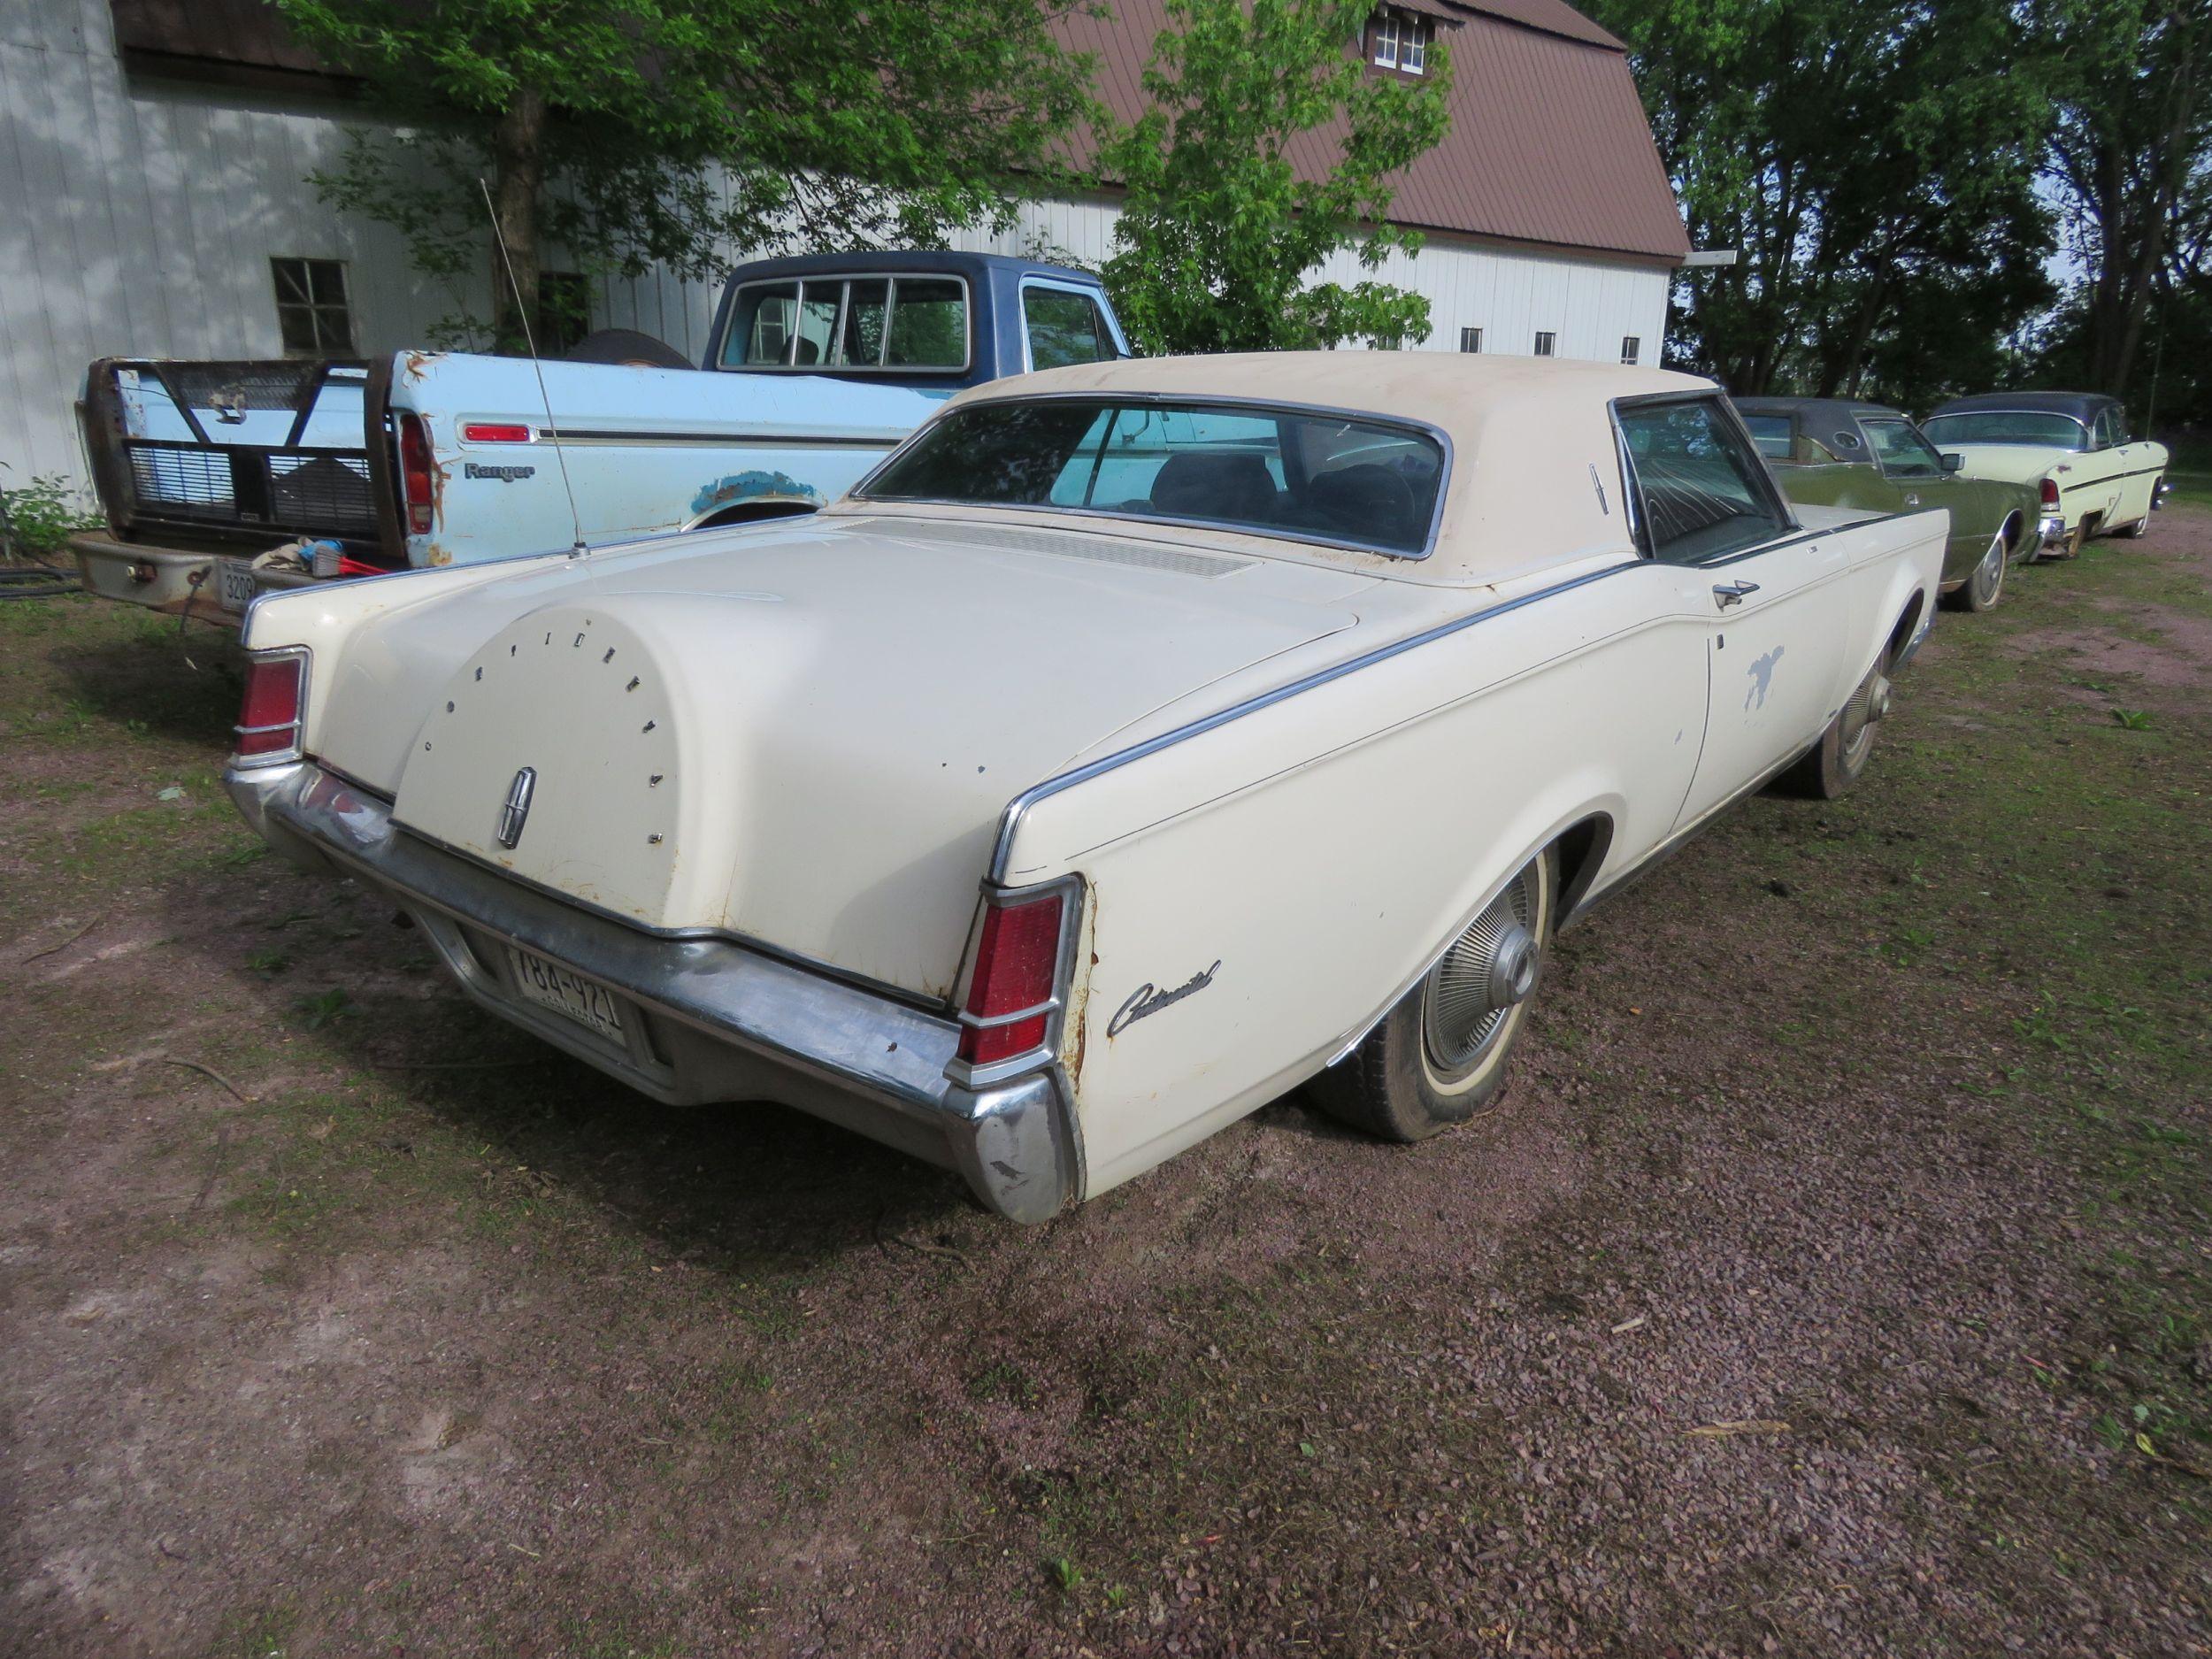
[226,761,1081,1222]
[2036,512,2067,549]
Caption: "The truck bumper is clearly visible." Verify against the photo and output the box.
[225,760,1082,1223]
[71,533,321,626]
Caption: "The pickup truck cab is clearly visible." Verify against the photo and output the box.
[70,250,1129,622]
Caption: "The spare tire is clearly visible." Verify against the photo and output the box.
[563,329,694,370]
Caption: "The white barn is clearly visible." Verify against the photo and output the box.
[0,0,1686,488]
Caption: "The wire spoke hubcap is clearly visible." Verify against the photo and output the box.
[1424,864,1541,1076]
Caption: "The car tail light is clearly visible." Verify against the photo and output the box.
[399,412,435,534]
[2039,477,2059,507]
[234,652,305,762]
[956,889,1068,1068]
[461,422,532,443]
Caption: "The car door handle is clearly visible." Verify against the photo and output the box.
[1713,580,1760,610]
[1903,493,1920,507]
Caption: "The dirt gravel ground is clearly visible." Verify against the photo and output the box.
[3,512,2209,1658]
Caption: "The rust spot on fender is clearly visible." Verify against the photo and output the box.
[399,349,447,383]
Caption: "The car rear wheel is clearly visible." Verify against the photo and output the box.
[1778,654,1888,800]
[1310,849,1556,1141]
[1942,528,2008,614]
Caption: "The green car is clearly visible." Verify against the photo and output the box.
[1734,397,2048,614]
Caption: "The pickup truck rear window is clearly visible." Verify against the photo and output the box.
[722,275,971,372]
[857,396,1446,557]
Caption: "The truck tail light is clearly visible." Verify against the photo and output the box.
[399,412,435,534]
[2039,477,2059,507]
[234,651,305,763]
[956,889,1068,1068]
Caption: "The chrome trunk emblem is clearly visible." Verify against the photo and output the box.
[495,766,536,849]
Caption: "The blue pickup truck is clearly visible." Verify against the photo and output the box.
[71,250,1129,620]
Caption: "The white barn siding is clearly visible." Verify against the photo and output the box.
[0,0,1672,489]
[0,0,457,485]
[596,190,1670,374]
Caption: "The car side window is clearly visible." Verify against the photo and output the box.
[1742,414,1793,460]
[2093,408,2121,449]
[1617,398,1791,565]
[1025,286,1118,372]
[1859,418,1945,480]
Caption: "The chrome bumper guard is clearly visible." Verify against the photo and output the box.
[2154,478,2172,511]
[226,761,1081,1223]
[2036,512,2067,548]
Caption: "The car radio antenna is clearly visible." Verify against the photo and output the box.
[480,177,587,558]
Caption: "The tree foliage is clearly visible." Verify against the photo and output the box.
[274,0,1095,348]
[1097,0,1451,354]
[1584,0,2054,405]
[2036,0,2212,396]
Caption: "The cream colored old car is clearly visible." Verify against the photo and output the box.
[1921,391,2170,557]
[226,354,1945,1221]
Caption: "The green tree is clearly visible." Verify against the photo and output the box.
[1584,0,2054,402]
[273,0,1096,348]
[1097,0,1451,354]
[2036,0,2212,397]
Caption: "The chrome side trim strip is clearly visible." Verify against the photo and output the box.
[985,560,1640,881]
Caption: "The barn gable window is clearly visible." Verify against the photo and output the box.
[271,257,354,357]
[1371,9,1432,74]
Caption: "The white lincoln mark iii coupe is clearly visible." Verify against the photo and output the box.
[226,356,1945,1222]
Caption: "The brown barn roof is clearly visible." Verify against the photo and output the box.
[105,0,1685,265]
[1059,0,1687,265]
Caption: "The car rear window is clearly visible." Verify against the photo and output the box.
[1922,411,2085,449]
[856,397,1448,556]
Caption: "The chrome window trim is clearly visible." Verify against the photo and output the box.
[715,273,974,375]
[1855,415,1947,482]
[1016,277,1131,373]
[229,644,311,770]
[851,388,1455,561]
[1607,389,1801,563]
[982,560,1640,882]
[944,873,1086,1089]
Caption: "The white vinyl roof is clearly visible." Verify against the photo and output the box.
[945,351,1717,586]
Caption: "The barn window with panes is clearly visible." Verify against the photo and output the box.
[1533,331,1557,357]
[1459,326,1483,353]
[1371,10,1429,72]
[271,257,355,356]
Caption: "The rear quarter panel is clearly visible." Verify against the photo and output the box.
[1010,561,1711,1195]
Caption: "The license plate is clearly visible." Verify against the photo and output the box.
[216,558,257,612]
[505,945,626,1041]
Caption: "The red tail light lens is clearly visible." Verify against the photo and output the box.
[399,412,435,534]
[2039,477,2060,507]
[234,653,303,760]
[461,422,532,443]
[957,891,1067,1067]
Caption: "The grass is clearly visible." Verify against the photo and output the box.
[3,526,2209,1654]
